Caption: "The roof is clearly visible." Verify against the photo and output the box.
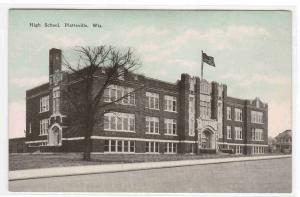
[275,130,292,139]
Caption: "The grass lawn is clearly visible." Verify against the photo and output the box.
[9,152,281,171]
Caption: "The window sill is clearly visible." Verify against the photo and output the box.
[145,107,160,111]
[103,151,135,154]
[234,138,243,140]
[164,110,178,113]
[145,152,160,154]
[104,100,136,106]
[145,132,160,135]
[164,134,178,136]
[39,134,48,136]
[104,129,136,133]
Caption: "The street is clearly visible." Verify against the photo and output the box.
[9,157,291,193]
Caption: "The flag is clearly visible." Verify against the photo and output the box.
[202,52,215,67]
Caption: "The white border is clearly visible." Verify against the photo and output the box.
[0,3,8,197]
[1,1,299,197]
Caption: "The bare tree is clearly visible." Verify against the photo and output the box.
[62,46,142,161]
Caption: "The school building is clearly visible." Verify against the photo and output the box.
[25,48,268,154]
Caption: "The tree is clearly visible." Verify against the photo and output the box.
[62,46,142,161]
[268,136,275,145]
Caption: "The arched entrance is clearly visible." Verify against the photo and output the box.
[201,129,212,149]
[197,118,218,153]
[197,126,217,151]
[200,128,216,149]
[48,124,62,146]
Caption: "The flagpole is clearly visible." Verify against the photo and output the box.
[201,50,204,80]
[198,50,204,155]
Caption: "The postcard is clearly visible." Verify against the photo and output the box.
[8,9,292,193]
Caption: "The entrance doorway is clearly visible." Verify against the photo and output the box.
[48,125,61,146]
[199,128,216,150]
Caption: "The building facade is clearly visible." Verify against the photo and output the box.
[25,48,268,154]
[9,137,27,153]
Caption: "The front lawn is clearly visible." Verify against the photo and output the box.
[9,152,280,171]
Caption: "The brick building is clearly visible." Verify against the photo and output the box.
[9,137,27,153]
[25,48,268,154]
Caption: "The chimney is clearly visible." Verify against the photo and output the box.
[49,48,62,75]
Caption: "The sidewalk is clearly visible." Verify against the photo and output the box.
[9,154,291,181]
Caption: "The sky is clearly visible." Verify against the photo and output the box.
[8,9,292,138]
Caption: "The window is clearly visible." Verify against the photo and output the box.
[189,95,195,136]
[111,140,116,152]
[218,129,223,139]
[189,119,195,136]
[200,94,211,119]
[146,141,159,153]
[130,141,135,152]
[145,116,159,134]
[104,140,109,152]
[40,95,49,113]
[251,128,264,141]
[235,146,243,154]
[124,141,129,152]
[104,112,135,132]
[234,108,243,121]
[164,95,177,112]
[117,140,122,152]
[227,126,232,139]
[104,85,135,105]
[53,88,60,114]
[251,111,264,124]
[226,107,231,120]
[217,102,223,121]
[235,127,243,140]
[104,115,109,130]
[40,119,49,135]
[146,92,159,110]
[164,142,177,153]
[164,119,177,135]
[104,140,135,153]
[252,146,265,154]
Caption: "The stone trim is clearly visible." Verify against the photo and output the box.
[218,142,268,147]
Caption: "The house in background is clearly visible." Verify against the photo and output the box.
[275,130,292,154]
[24,48,269,155]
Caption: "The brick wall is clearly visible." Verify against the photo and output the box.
[26,84,50,142]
